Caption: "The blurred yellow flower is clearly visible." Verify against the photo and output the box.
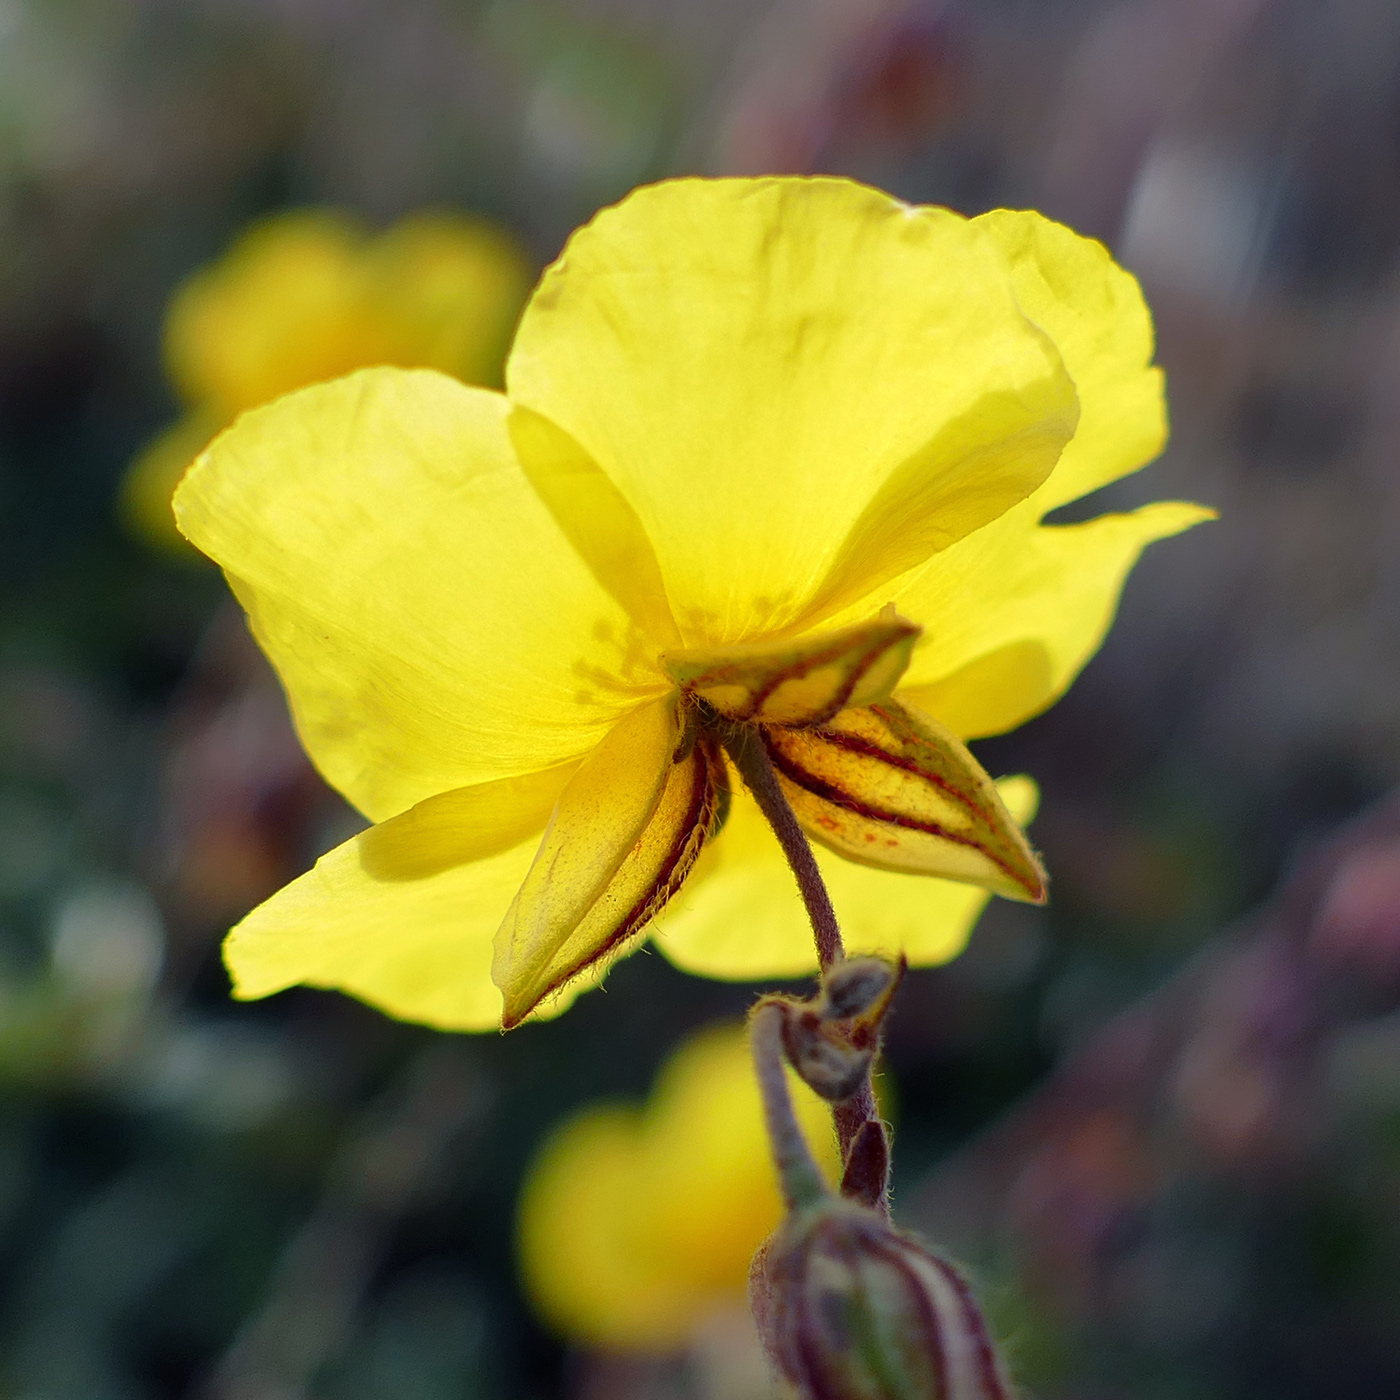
[518,1021,842,1351]
[122,209,531,551]
[174,176,1211,1031]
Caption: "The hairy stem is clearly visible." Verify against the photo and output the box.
[721,726,844,971]
[722,724,885,1202]
[750,1003,828,1210]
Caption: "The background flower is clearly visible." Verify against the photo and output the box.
[517,1021,842,1351]
[120,209,531,552]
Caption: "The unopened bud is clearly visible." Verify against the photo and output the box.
[753,1197,1012,1400]
[777,956,904,1103]
[783,1007,874,1101]
[822,957,899,1021]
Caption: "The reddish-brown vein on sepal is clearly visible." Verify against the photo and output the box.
[663,614,920,729]
[741,625,916,727]
[786,709,989,820]
[499,735,727,1029]
[761,723,1046,903]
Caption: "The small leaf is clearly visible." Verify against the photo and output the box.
[493,700,727,1028]
[763,699,1047,902]
[662,614,920,728]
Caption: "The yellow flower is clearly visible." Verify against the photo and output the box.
[173,176,1211,1031]
[517,1021,841,1351]
[122,209,531,552]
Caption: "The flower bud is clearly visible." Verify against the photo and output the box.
[782,1007,874,1102]
[753,1197,1012,1400]
[772,956,906,1104]
[822,956,900,1021]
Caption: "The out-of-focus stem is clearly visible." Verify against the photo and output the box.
[751,1002,829,1211]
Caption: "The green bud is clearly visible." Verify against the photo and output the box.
[753,1197,1012,1400]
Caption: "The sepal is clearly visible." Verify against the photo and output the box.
[493,699,727,1027]
[663,614,919,728]
[763,699,1047,902]
[775,956,904,1103]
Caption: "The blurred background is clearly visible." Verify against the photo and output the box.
[3,0,1400,1396]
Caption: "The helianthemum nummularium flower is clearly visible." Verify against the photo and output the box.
[174,176,1210,1031]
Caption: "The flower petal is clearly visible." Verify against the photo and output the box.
[975,208,1167,514]
[175,368,668,822]
[365,212,531,389]
[223,762,581,1031]
[763,701,1045,902]
[653,777,1039,979]
[492,697,727,1028]
[165,210,530,417]
[508,406,681,647]
[507,177,1078,646]
[662,613,919,728]
[892,501,1216,740]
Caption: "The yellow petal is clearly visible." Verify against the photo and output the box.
[492,697,726,1029]
[517,1023,839,1349]
[976,208,1167,513]
[764,701,1045,902]
[507,176,1078,647]
[653,777,1039,979]
[357,761,583,880]
[175,369,669,821]
[892,501,1216,740]
[223,763,583,1031]
[508,406,681,647]
[662,613,919,728]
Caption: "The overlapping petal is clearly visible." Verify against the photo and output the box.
[974,208,1167,514]
[652,776,1038,980]
[508,177,1078,646]
[175,369,669,821]
[890,501,1214,740]
[223,762,583,1030]
[812,208,1197,743]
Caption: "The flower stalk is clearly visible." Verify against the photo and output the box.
[725,720,893,1209]
[748,994,1014,1400]
[720,723,845,972]
[751,1002,831,1212]
[739,725,1020,1396]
